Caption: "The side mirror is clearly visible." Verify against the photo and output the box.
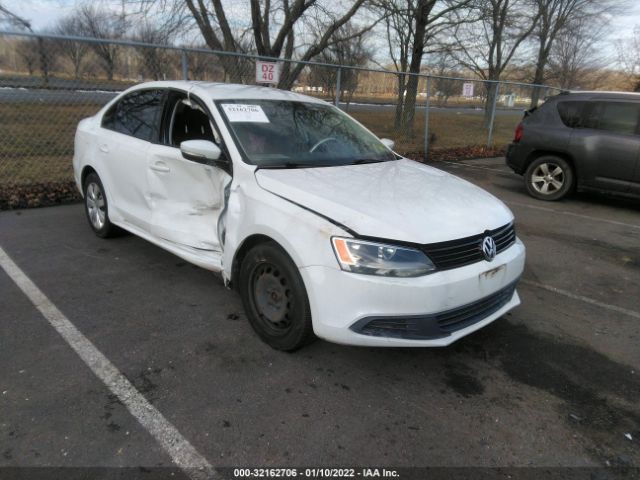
[381,138,395,150]
[180,140,223,165]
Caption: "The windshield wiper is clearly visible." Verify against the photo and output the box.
[351,158,391,165]
[258,162,327,169]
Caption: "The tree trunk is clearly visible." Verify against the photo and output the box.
[402,74,419,135]
[400,0,429,135]
[529,49,547,108]
[484,82,498,128]
[394,73,406,131]
[37,37,49,87]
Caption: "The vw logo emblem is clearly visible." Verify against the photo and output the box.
[481,236,497,261]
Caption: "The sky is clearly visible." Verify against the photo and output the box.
[5,0,640,62]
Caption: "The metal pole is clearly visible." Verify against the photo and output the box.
[335,67,342,107]
[487,82,500,147]
[181,49,188,80]
[423,76,431,162]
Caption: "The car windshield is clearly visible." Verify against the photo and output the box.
[216,99,396,168]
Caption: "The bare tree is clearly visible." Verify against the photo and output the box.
[134,23,174,80]
[377,0,473,133]
[15,38,38,75]
[308,23,372,108]
[617,26,640,91]
[54,15,90,79]
[187,45,225,81]
[453,0,540,126]
[529,0,618,106]
[428,52,461,106]
[0,2,51,85]
[547,14,609,90]
[179,0,373,88]
[77,5,126,81]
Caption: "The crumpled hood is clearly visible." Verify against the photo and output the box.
[255,158,513,244]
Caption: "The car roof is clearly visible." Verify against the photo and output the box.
[126,80,329,105]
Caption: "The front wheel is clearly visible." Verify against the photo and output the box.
[524,156,574,201]
[239,242,316,351]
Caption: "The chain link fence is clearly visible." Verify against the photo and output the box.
[0,30,560,208]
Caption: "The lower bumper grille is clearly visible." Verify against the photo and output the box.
[350,279,519,340]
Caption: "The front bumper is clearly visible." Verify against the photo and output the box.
[300,238,525,347]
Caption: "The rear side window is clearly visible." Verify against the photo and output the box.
[557,101,585,128]
[102,89,165,142]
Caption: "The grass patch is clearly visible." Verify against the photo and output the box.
[0,102,103,185]
[0,102,518,186]
[349,110,518,155]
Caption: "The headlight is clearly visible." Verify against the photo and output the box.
[331,237,436,277]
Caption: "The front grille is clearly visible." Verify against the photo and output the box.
[351,279,519,340]
[421,223,516,271]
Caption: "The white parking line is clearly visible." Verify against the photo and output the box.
[521,279,640,320]
[508,201,640,231]
[0,246,215,480]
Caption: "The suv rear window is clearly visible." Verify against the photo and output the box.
[557,101,585,128]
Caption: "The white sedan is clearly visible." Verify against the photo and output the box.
[73,81,525,351]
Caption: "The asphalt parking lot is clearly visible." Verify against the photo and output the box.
[1,157,639,478]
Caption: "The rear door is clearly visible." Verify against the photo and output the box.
[570,100,640,193]
[147,91,231,251]
[99,89,166,231]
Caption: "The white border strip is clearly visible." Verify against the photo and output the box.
[0,246,215,480]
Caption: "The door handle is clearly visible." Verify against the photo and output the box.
[99,144,109,153]
[150,162,170,173]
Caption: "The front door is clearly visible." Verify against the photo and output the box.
[571,100,640,194]
[148,92,231,251]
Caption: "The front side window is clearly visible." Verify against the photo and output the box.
[596,102,640,135]
[579,101,640,135]
[168,96,217,147]
[216,100,395,168]
[102,89,165,142]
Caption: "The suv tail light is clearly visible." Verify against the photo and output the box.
[514,122,523,143]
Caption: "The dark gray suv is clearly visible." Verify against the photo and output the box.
[506,91,640,201]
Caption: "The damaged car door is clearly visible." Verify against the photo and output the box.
[147,91,231,251]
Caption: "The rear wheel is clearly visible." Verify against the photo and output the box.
[83,172,117,238]
[239,242,316,351]
[524,155,574,201]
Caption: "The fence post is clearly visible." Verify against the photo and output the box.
[335,67,341,107]
[423,76,431,162]
[181,49,188,80]
[486,82,500,148]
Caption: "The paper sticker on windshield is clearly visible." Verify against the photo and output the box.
[221,104,269,123]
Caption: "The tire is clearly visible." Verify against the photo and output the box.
[83,172,118,238]
[239,242,316,351]
[524,155,574,201]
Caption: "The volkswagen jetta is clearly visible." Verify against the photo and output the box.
[73,81,525,351]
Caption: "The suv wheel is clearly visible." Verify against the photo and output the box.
[239,242,316,351]
[524,156,574,201]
